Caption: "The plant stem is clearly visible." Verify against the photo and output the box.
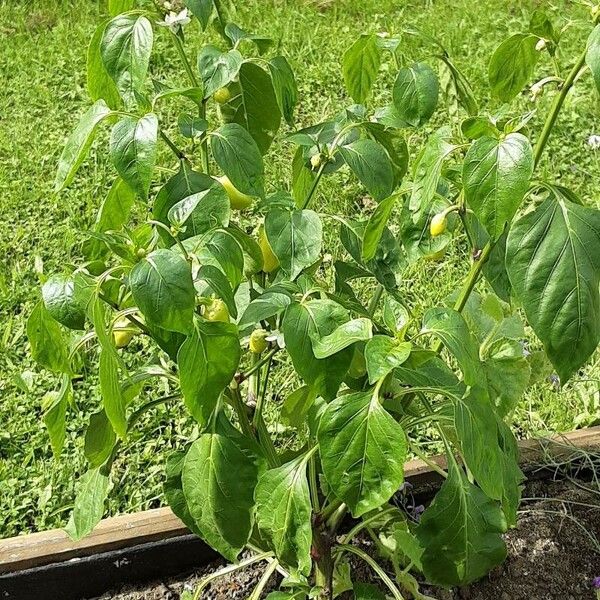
[171,30,199,88]
[98,292,150,336]
[308,439,321,512]
[367,283,384,317]
[533,48,587,168]
[319,498,343,522]
[148,220,190,260]
[334,545,405,600]
[248,353,260,409]
[409,440,448,478]
[256,415,280,467]
[192,551,273,600]
[453,241,494,313]
[170,30,211,174]
[199,100,210,174]
[301,162,326,209]
[339,507,397,546]
[230,383,255,438]
[127,394,180,432]
[239,347,279,382]
[248,559,279,600]
[159,130,185,160]
[313,526,334,600]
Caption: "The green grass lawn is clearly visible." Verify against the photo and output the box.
[1,0,599,537]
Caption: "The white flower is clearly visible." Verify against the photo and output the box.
[535,38,547,52]
[588,134,600,149]
[157,8,190,33]
[529,81,543,102]
[266,330,285,349]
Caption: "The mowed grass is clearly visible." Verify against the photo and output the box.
[0,0,599,537]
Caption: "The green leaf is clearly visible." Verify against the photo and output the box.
[587,25,600,94]
[42,274,88,330]
[99,348,127,439]
[54,100,112,192]
[227,224,264,276]
[130,249,195,334]
[198,45,243,98]
[463,133,533,239]
[268,56,298,126]
[416,459,506,586]
[109,114,158,199]
[453,390,505,501]
[292,147,314,206]
[282,300,352,401]
[185,0,213,29]
[86,178,136,259]
[354,583,386,600]
[392,62,439,127]
[489,33,538,102]
[231,61,282,154]
[224,23,273,55]
[65,467,111,541]
[239,290,291,329]
[196,264,237,318]
[506,195,600,383]
[438,55,478,116]
[87,20,121,109]
[338,139,394,202]
[210,123,265,197]
[421,308,480,386]
[362,122,409,187]
[153,162,214,239]
[101,14,153,106]
[365,336,411,384]
[342,34,381,104]
[530,9,558,44]
[84,410,117,468]
[318,390,407,517]
[167,186,230,239]
[400,195,452,263]
[362,195,400,261]
[453,386,524,525]
[255,454,313,574]
[164,451,201,535]
[27,302,71,374]
[42,374,71,459]
[187,229,245,289]
[178,113,208,139]
[408,125,455,213]
[483,338,530,417]
[281,385,317,429]
[382,296,410,334]
[182,427,261,561]
[461,116,499,140]
[177,319,241,424]
[311,318,372,359]
[265,208,322,280]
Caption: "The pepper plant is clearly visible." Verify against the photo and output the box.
[28,0,600,598]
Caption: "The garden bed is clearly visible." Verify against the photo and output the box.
[106,476,600,600]
[2,427,600,600]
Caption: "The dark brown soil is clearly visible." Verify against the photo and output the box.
[104,477,600,600]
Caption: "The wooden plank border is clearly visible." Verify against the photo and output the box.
[2,425,600,577]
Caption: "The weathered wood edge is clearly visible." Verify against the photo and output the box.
[2,425,600,575]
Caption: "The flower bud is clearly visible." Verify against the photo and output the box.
[310,154,322,170]
[249,329,269,354]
